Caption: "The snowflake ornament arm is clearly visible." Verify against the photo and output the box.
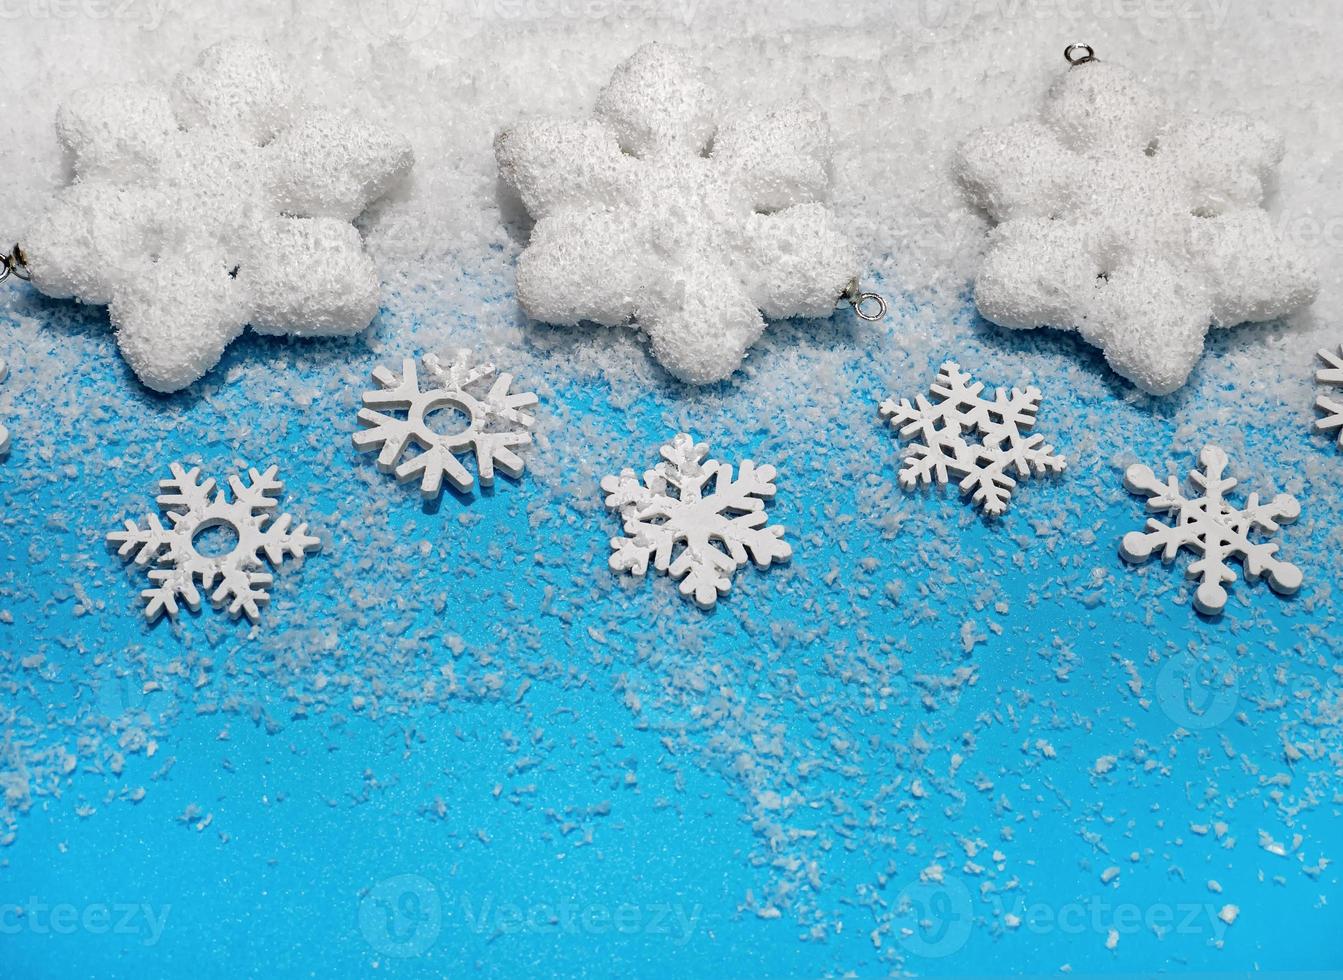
[1316,346,1343,447]
[601,434,791,609]
[353,353,538,499]
[880,362,1065,516]
[1120,445,1302,615]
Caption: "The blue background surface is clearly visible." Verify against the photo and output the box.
[1,281,1341,978]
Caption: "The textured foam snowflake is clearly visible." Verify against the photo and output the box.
[109,463,320,622]
[879,361,1066,516]
[1316,346,1343,447]
[0,359,9,457]
[1120,445,1302,615]
[24,38,413,393]
[601,434,792,609]
[495,42,858,385]
[955,57,1318,396]
[353,352,538,499]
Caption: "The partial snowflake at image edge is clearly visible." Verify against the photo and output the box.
[108,463,320,622]
[879,360,1066,516]
[1316,346,1343,447]
[1120,445,1303,616]
[353,352,538,499]
[601,434,792,609]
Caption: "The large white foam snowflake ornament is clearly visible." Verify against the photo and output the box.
[955,52,1318,396]
[495,43,859,385]
[1120,445,1302,615]
[880,361,1066,516]
[601,434,792,608]
[24,39,413,393]
[1316,346,1343,447]
[109,463,320,622]
[353,352,538,499]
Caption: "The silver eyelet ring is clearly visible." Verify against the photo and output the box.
[1064,43,1097,66]
[0,244,30,285]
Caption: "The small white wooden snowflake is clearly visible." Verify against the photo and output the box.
[879,361,1066,516]
[1316,346,1343,447]
[109,463,320,622]
[353,352,538,499]
[1120,445,1302,616]
[0,359,9,457]
[601,433,792,609]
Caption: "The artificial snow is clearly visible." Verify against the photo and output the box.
[956,57,1318,396]
[601,433,791,608]
[23,38,413,393]
[495,42,858,385]
[879,361,1066,516]
[353,352,539,499]
[1316,346,1343,447]
[1120,445,1303,615]
[108,462,320,621]
[0,358,9,456]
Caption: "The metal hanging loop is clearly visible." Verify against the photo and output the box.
[1064,43,1097,66]
[0,244,30,285]
[842,279,887,322]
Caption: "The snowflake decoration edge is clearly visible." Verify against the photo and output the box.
[1119,444,1303,616]
[1315,346,1343,447]
[600,432,792,609]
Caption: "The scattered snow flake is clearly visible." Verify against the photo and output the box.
[1120,445,1302,615]
[1218,904,1239,926]
[1316,346,1343,446]
[956,58,1317,395]
[0,358,9,456]
[879,360,1066,516]
[108,462,320,622]
[23,38,412,392]
[601,433,792,609]
[495,42,857,385]
[353,352,538,499]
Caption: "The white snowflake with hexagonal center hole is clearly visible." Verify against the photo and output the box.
[109,463,320,622]
[955,57,1318,396]
[495,42,858,386]
[1120,445,1302,615]
[23,38,412,393]
[1316,346,1343,447]
[601,434,792,609]
[880,361,1066,516]
[353,352,538,499]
